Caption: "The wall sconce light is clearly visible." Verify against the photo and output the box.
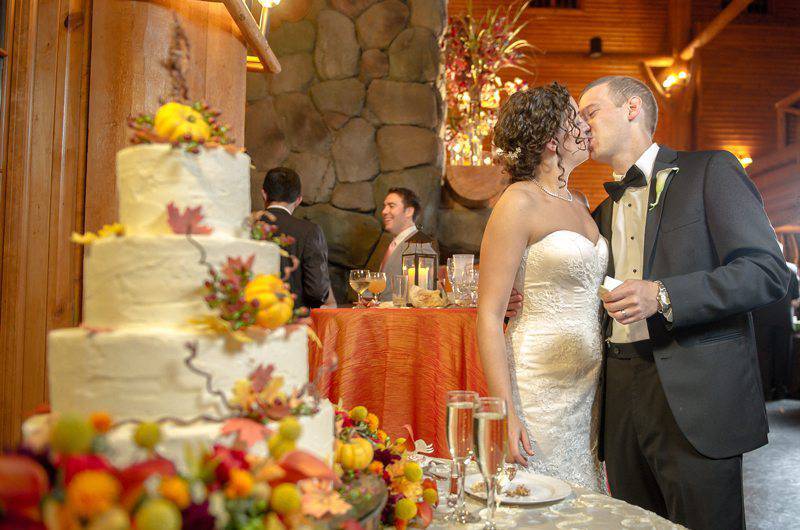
[738,155,753,168]
[662,70,689,90]
[589,37,602,59]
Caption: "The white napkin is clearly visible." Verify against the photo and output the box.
[599,276,623,296]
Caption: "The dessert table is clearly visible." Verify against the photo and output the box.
[308,307,488,457]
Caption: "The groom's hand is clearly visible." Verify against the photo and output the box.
[506,288,524,318]
[601,280,659,325]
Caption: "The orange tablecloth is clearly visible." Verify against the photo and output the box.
[308,308,488,457]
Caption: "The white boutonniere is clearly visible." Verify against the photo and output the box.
[649,167,679,211]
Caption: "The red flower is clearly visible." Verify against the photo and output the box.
[62,454,113,485]
[207,445,249,483]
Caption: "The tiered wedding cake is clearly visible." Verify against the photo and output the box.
[45,143,334,468]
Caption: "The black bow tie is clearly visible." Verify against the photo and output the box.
[604,165,648,202]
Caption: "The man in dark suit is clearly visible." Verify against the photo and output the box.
[261,167,335,309]
[580,76,790,530]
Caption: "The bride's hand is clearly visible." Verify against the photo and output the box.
[506,414,534,465]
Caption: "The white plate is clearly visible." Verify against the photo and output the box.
[464,471,572,506]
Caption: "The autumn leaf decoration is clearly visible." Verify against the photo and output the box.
[221,417,272,449]
[167,202,213,235]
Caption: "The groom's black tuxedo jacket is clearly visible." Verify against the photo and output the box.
[592,145,790,460]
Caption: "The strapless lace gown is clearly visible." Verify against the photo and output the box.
[505,230,608,492]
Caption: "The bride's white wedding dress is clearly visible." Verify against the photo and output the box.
[505,230,608,492]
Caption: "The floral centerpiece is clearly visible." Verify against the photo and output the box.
[444,0,535,166]
[334,406,439,530]
[0,412,353,530]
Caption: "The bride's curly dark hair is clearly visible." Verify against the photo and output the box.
[493,82,582,187]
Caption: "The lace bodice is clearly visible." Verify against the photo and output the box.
[505,230,609,492]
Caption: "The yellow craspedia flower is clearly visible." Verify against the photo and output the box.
[66,470,121,519]
[395,497,418,521]
[365,413,379,431]
[159,476,191,509]
[270,483,301,515]
[225,468,255,499]
[404,462,423,482]
[349,406,368,422]
[423,487,438,505]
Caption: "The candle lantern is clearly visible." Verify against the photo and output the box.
[401,233,438,290]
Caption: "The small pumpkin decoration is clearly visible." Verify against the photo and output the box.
[153,102,211,143]
[335,437,374,471]
[244,274,294,329]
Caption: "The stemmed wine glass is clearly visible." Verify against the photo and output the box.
[348,269,370,307]
[473,397,508,530]
[367,271,387,302]
[445,390,480,524]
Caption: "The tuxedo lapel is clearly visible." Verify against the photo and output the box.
[643,146,679,278]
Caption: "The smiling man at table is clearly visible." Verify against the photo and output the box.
[374,187,437,301]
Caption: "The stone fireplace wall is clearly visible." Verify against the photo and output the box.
[245,0,447,302]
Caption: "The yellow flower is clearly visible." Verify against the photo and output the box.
[97,223,125,238]
[385,459,407,479]
[159,476,191,509]
[231,379,256,410]
[66,470,121,519]
[225,468,254,499]
[70,231,97,245]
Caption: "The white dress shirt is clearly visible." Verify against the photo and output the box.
[610,143,660,344]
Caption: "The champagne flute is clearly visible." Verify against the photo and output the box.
[445,390,480,524]
[474,397,508,530]
[348,269,370,307]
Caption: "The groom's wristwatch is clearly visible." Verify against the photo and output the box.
[654,280,673,322]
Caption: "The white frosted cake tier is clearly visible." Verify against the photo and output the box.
[117,144,251,238]
[48,325,310,422]
[24,400,335,471]
[82,234,279,328]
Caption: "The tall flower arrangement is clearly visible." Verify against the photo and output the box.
[444,1,535,166]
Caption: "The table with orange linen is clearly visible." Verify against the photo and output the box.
[308,307,488,458]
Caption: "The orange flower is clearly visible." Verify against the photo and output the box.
[159,476,191,509]
[390,477,423,499]
[368,461,384,475]
[65,470,121,518]
[225,468,254,499]
[90,412,113,434]
[377,430,388,443]
[365,413,379,432]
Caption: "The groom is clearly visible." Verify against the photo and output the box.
[580,76,789,530]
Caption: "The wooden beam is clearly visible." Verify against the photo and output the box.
[679,0,753,62]
[220,0,281,74]
[776,88,800,109]
[541,52,674,67]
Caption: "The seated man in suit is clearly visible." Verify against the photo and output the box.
[376,187,437,301]
[261,167,335,309]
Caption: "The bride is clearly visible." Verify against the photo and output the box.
[476,82,607,492]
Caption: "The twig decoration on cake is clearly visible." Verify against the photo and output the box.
[183,340,235,410]
[164,13,191,103]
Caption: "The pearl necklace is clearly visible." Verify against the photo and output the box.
[533,179,573,202]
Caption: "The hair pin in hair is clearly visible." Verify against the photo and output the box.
[496,146,521,162]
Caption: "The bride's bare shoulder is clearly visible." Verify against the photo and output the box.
[495,181,540,210]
